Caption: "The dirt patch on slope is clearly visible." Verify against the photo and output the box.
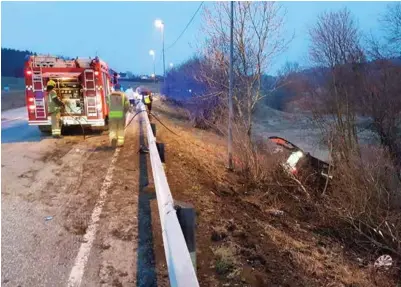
[152,100,399,286]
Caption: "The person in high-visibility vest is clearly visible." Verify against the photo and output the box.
[47,79,64,138]
[142,91,153,114]
[107,84,130,147]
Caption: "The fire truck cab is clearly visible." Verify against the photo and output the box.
[24,55,114,133]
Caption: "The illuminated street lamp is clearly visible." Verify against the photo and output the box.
[154,19,163,29]
[154,19,165,78]
[169,62,174,68]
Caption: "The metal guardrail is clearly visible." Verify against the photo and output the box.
[137,102,200,287]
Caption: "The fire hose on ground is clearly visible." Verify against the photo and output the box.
[61,100,181,143]
[62,102,86,140]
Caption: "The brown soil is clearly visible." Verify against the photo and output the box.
[79,114,170,287]
[151,99,399,287]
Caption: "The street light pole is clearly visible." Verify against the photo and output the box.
[162,25,166,79]
[228,1,234,170]
[153,56,156,83]
[149,50,156,83]
[155,19,166,85]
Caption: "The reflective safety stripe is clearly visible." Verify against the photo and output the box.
[109,111,124,118]
[144,95,151,104]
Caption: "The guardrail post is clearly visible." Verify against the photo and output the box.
[174,200,196,273]
[151,123,156,137]
[156,142,165,163]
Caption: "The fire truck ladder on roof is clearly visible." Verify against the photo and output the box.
[84,69,97,117]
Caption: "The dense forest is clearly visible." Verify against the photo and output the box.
[1,48,36,78]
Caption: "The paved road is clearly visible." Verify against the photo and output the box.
[1,107,163,286]
[1,106,43,144]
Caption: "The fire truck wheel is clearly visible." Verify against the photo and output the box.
[38,125,51,134]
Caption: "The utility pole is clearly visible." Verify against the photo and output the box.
[154,59,156,83]
[162,26,166,79]
[155,19,166,82]
[149,50,156,83]
[228,1,234,170]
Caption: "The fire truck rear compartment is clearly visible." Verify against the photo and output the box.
[52,77,85,116]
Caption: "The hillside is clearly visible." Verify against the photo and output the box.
[151,98,400,287]
[265,58,401,113]
[1,48,35,78]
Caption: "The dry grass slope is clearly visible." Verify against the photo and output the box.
[152,98,400,287]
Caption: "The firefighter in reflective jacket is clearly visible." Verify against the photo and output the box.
[143,91,153,113]
[107,84,130,147]
[47,80,64,138]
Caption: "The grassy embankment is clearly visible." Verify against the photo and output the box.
[150,98,400,287]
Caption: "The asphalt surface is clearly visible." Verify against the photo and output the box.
[1,107,43,144]
[1,107,164,286]
[2,118,83,286]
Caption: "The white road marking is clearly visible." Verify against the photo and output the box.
[67,147,121,287]
[1,117,24,123]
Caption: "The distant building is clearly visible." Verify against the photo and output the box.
[119,73,128,79]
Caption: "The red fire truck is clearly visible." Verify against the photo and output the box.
[24,55,116,133]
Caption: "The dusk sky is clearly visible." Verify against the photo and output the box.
[1,1,391,76]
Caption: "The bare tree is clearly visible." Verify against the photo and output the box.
[305,8,401,256]
[263,61,308,112]
[308,8,365,161]
[381,2,401,51]
[361,3,401,167]
[367,2,401,60]
[200,1,291,138]
[361,59,401,167]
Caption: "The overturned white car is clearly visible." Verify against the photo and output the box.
[268,136,332,181]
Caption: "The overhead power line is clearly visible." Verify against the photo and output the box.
[165,1,204,51]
